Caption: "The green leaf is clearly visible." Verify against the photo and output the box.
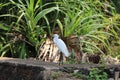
[34,7,59,24]
[19,43,26,59]
[81,41,104,54]
[0,23,10,31]
[57,19,63,36]
[0,43,11,57]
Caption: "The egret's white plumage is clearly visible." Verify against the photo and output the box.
[53,34,70,57]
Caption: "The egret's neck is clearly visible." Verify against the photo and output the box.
[54,37,59,39]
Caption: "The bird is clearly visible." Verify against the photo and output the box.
[53,34,70,58]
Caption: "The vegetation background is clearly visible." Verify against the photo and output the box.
[0,0,120,62]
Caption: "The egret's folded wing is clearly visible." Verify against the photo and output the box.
[54,39,70,57]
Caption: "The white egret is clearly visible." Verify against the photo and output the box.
[53,34,70,57]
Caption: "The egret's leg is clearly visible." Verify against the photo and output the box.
[58,52,64,66]
[66,57,69,61]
